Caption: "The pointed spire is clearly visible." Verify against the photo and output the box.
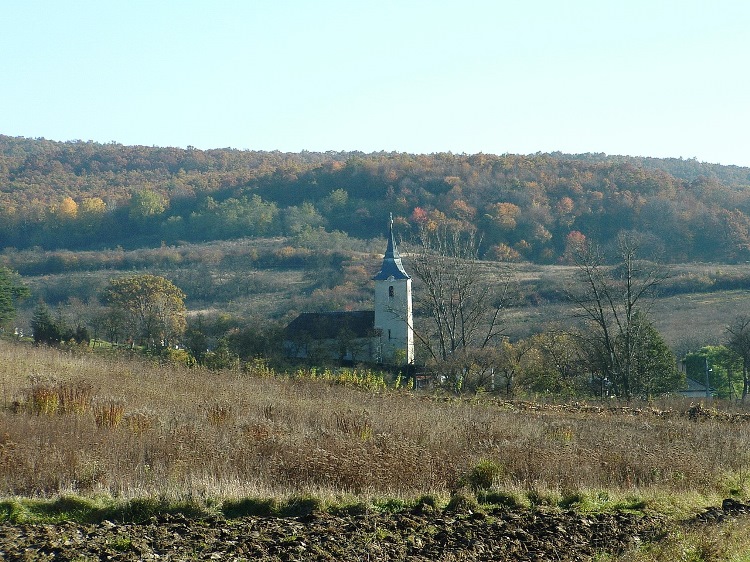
[373,214,410,280]
[384,212,400,260]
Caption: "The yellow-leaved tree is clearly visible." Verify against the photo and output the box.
[104,274,186,348]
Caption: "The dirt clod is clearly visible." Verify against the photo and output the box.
[0,506,664,561]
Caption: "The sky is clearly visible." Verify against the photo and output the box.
[2,0,750,166]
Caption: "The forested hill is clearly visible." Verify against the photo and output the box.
[2,134,750,264]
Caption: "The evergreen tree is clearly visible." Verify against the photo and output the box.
[0,267,30,328]
[628,311,684,398]
[31,301,62,344]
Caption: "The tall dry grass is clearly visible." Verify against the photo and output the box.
[2,340,750,504]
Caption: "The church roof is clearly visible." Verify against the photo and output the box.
[284,311,375,340]
[372,216,410,280]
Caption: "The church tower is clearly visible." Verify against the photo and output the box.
[373,215,414,364]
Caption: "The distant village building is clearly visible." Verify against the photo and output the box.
[283,216,414,365]
[678,377,715,399]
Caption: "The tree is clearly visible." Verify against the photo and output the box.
[0,267,30,328]
[518,331,590,396]
[726,315,750,401]
[628,311,683,399]
[128,189,167,223]
[31,301,62,345]
[104,274,186,347]
[683,346,740,400]
[409,221,514,378]
[30,300,90,346]
[569,233,669,400]
[79,197,107,235]
[283,202,326,235]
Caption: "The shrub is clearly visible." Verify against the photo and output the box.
[413,494,441,514]
[465,459,504,492]
[445,492,480,514]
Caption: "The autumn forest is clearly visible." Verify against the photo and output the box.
[2,134,750,264]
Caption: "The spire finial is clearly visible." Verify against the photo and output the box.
[389,212,393,230]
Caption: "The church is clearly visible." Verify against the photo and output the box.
[283,217,415,365]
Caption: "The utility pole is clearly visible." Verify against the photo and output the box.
[705,357,712,399]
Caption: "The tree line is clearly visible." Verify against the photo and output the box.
[5,240,750,401]
[3,136,750,263]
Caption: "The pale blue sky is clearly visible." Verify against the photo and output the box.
[3,1,749,165]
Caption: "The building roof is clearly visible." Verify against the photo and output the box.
[681,377,715,394]
[372,216,410,281]
[284,311,376,340]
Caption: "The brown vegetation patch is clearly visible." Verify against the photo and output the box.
[3,341,750,500]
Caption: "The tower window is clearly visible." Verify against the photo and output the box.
[388,329,391,340]
[389,286,394,298]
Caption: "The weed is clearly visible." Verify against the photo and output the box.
[123,410,157,434]
[334,409,373,440]
[413,494,441,513]
[204,401,233,426]
[560,490,586,509]
[222,497,278,518]
[0,499,28,523]
[526,489,558,507]
[477,490,521,509]
[329,501,371,516]
[371,497,407,513]
[93,399,125,428]
[5,340,750,507]
[609,495,649,513]
[108,534,133,552]
[18,376,94,416]
[56,379,94,415]
[111,497,209,523]
[279,496,322,518]
[26,378,59,415]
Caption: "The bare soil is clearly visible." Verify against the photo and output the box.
[0,505,664,561]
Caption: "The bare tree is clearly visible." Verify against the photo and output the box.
[408,221,515,388]
[726,315,750,401]
[569,233,669,400]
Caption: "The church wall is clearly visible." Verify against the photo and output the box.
[374,277,414,364]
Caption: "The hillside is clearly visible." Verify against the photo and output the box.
[3,135,750,264]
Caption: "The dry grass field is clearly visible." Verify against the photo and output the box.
[2,339,750,509]
[6,341,750,559]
